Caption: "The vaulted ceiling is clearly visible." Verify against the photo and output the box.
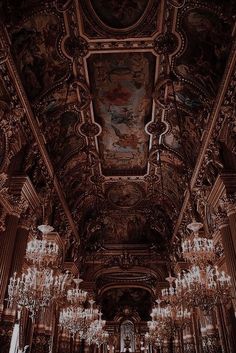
[0,0,235,319]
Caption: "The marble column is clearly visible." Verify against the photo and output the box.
[0,213,19,310]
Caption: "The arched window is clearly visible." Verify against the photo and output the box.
[120,320,135,353]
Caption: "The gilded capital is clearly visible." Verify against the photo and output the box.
[215,210,229,229]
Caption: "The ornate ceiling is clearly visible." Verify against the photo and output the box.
[0,0,235,320]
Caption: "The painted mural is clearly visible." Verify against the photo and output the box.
[90,0,150,29]
[107,182,143,208]
[11,14,68,100]
[88,52,155,175]
[45,111,83,165]
[175,9,232,96]
[101,288,152,320]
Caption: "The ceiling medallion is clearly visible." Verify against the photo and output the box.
[154,32,178,55]
[63,36,89,59]
[147,122,167,138]
[80,122,100,137]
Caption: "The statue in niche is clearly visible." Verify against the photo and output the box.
[120,321,135,353]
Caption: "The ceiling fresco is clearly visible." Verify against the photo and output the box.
[88,52,155,175]
[174,8,233,97]
[100,288,153,321]
[11,13,69,100]
[0,0,235,321]
[79,0,160,38]
[89,0,150,29]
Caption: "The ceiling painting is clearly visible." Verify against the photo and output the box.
[175,8,233,97]
[100,288,153,320]
[107,182,144,209]
[79,0,160,38]
[87,52,156,175]
[11,13,69,100]
[89,0,150,29]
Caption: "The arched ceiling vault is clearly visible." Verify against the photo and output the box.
[0,0,235,319]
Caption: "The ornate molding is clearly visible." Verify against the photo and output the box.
[173,41,236,239]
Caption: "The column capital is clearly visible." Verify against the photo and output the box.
[215,210,229,229]
[219,193,236,216]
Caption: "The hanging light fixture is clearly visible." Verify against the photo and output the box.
[67,277,88,306]
[8,267,70,318]
[25,225,59,267]
[7,224,71,318]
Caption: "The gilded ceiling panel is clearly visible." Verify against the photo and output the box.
[87,52,156,175]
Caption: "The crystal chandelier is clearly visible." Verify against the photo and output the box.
[149,299,173,339]
[25,225,59,267]
[174,264,231,311]
[67,278,88,306]
[8,266,70,318]
[181,221,215,266]
[59,306,86,337]
[85,312,109,346]
[162,221,232,312]
[7,224,70,318]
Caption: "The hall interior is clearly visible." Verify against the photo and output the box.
[0,1,236,353]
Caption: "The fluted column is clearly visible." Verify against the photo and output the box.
[0,213,19,310]
[215,210,236,312]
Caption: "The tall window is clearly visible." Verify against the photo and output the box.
[120,320,135,353]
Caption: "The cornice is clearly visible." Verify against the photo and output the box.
[207,173,236,208]
[9,176,40,210]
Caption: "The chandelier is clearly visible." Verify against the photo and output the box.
[182,221,215,266]
[25,225,59,267]
[7,224,70,318]
[161,218,232,312]
[67,278,88,306]
[174,264,231,311]
[8,266,70,318]
[59,306,86,337]
[149,299,173,339]
[85,312,109,346]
